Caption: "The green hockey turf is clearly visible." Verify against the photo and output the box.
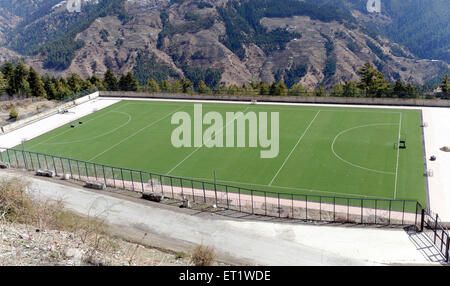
[18,100,427,205]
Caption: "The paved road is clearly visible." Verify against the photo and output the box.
[0,170,440,265]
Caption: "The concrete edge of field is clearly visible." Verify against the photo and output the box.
[0,94,449,222]
[0,169,446,266]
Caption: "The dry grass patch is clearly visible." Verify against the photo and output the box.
[190,245,216,266]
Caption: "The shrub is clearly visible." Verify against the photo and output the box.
[9,108,18,119]
[190,245,216,266]
[0,177,32,222]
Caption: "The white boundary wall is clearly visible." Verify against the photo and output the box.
[0,92,101,135]
[0,92,119,149]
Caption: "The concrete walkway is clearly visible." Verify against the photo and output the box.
[0,170,443,266]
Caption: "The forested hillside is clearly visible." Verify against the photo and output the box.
[0,0,448,89]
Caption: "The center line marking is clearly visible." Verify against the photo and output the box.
[268,110,321,186]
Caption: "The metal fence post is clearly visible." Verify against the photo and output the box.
[333,197,336,223]
[120,168,125,189]
[420,208,425,232]
[85,162,89,180]
[388,200,392,225]
[76,160,81,180]
[375,200,377,224]
[139,171,144,193]
[291,194,294,219]
[103,165,108,186]
[225,185,229,208]
[434,214,439,243]
[14,150,19,168]
[44,154,49,170]
[445,236,450,263]
[6,149,12,165]
[278,193,281,218]
[68,159,73,178]
[51,156,57,176]
[238,188,241,212]
[37,153,42,169]
[159,175,164,196]
[264,192,267,216]
[28,152,35,170]
[305,195,308,220]
[402,200,406,225]
[202,182,206,203]
[191,181,195,202]
[319,196,322,221]
[93,164,98,180]
[180,179,184,198]
[22,149,28,170]
[361,199,364,224]
[112,167,116,188]
[251,190,254,214]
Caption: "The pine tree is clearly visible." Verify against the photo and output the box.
[393,79,407,98]
[357,62,390,96]
[147,78,160,92]
[89,75,103,88]
[1,62,14,82]
[103,69,118,90]
[288,84,307,96]
[330,84,344,97]
[259,82,270,96]
[181,78,193,93]
[67,73,84,93]
[28,67,47,98]
[0,72,7,94]
[197,80,211,94]
[43,77,58,100]
[8,62,30,96]
[119,72,139,91]
[313,86,326,97]
[160,80,172,92]
[171,79,183,93]
[343,81,360,97]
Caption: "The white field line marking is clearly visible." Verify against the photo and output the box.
[189,177,392,199]
[331,123,398,175]
[27,103,131,149]
[268,110,321,186]
[394,113,402,199]
[166,106,251,175]
[44,111,132,145]
[87,106,186,162]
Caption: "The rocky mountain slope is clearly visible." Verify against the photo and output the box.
[0,0,448,89]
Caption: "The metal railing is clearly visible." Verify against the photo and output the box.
[418,206,450,262]
[0,147,448,262]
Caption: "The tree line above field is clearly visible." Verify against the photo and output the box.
[0,62,448,101]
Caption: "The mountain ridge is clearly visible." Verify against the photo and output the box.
[0,0,448,89]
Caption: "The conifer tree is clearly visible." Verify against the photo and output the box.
[103,69,118,90]
[28,67,47,98]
